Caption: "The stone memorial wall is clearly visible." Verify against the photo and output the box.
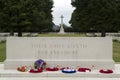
[4,37,114,69]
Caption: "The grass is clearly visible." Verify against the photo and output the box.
[0,41,6,62]
[38,33,87,37]
[0,34,120,62]
[113,40,120,62]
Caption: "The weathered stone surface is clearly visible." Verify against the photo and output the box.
[4,37,114,69]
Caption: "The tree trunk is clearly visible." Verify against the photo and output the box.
[101,31,106,37]
[18,28,22,37]
[10,30,14,36]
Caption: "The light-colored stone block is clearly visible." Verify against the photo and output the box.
[4,37,114,69]
[1,64,120,78]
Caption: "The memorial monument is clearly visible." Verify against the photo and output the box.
[59,15,65,34]
[4,37,114,70]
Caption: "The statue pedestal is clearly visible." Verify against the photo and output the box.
[58,25,65,34]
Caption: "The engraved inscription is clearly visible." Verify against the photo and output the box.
[31,38,88,59]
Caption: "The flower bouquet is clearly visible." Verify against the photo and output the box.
[34,59,46,70]
[17,66,28,72]
[29,59,46,73]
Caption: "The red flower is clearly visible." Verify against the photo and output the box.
[29,68,43,73]
[46,67,59,71]
[99,69,113,74]
[78,68,91,72]
[17,66,27,72]
[60,67,70,70]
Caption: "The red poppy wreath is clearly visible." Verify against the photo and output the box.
[99,69,113,74]
[78,68,91,72]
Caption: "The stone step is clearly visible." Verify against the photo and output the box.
[0,70,120,78]
[0,77,120,80]
[0,64,120,78]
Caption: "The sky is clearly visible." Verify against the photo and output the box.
[52,0,75,26]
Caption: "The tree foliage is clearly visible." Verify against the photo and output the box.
[0,0,53,36]
[70,0,120,36]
